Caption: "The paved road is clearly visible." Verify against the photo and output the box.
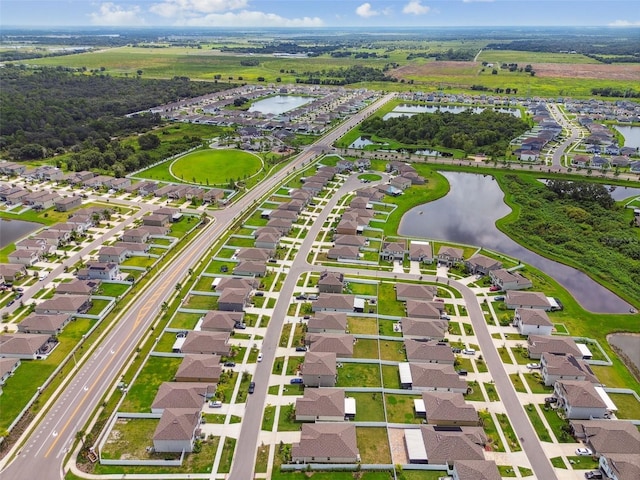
[548,103,582,169]
[0,92,395,480]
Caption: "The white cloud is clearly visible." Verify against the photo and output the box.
[462,0,495,3]
[150,0,247,18]
[89,3,144,25]
[179,10,324,27]
[356,3,380,18]
[608,19,640,26]
[403,1,430,15]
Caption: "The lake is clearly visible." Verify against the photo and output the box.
[398,172,632,314]
[0,218,41,248]
[248,95,313,115]
[614,125,640,150]
[608,333,640,373]
[383,104,521,121]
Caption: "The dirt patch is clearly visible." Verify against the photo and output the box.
[529,63,640,80]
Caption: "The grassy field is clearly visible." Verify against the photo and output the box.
[119,356,182,412]
[170,148,262,186]
[356,427,391,464]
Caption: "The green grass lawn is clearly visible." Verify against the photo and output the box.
[336,363,381,388]
[384,393,422,424]
[448,322,462,335]
[496,413,521,451]
[484,382,500,402]
[524,373,553,394]
[182,294,219,310]
[100,417,164,459]
[551,456,567,469]
[171,149,262,186]
[286,356,304,376]
[119,356,182,412]
[347,316,378,335]
[349,392,386,422]
[277,403,301,432]
[86,299,111,315]
[353,339,380,359]
[608,392,640,419]
[98,282,130,297]
[255,444,270,474]
[539,404,574,443]
[356,427,391,464]
[261,405,276,431]
[497,346,513,364]
[169,311,202,330]
[524,403,553,442]
[217,437,236,473]
[379,339,406,361]
[479,411,505,452]
[510,373,526,393]
[378,282,407,316]
[566,456,599,470]
[382,365,401,389]
[466,381,486,402]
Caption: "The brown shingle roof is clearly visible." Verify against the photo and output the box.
[292,423,359,460]
[421,425,486,463]
[422,392,478,424]
[296,388,345,418]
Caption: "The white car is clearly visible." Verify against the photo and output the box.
[526,363,541,369]
[575,447,593,456]
[257,353,263,362]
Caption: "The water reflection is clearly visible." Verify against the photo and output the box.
[248,95,313,115]
[398,172,632,313]
[383,104,521,121]
[0,218,41,248]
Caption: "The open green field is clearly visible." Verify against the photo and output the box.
[477,50,600,65]
[170,148,262,186]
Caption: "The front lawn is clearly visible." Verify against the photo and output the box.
[524,373,553,394]
[524,403,552,442]
[539,404,574,443]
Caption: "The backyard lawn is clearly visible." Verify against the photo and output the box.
[336,363,381,388]
[356,427,391,464]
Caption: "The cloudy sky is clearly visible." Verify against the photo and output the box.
[1,0,639,28]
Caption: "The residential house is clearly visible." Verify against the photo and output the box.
[327,245,360,261]
[335,218,358,236]
[34,295,91,315]
[142,213,171,228]
[554,380,607,419]
[305,333,354,357]
[312,294,356,313]
[151,382,212,413]
[395,283,437,302]
[333,235,366,248]
[8,249,40,266]
[98,246,129,264]
[269,209,298,221]
[405,300,444,320]
[200,310,243,331]
[489,269,533,291]
[266,218,293,235]
[400,318,448,341]
[599,453,640,480]
[515,308,554,336]
[54,196,82,212]
[415,391,479,426]
[236,248,273,262]
[407,425,486,464]
[153,408,201,453]
[178,331,231,356]
[78,263,119,281]
[390,176,412,190]
[505,291,553,310]
[175,354,222,383]
[541,353,598,386]
[380,241,407,261]
[307,312,347,334]
[464,254,502,275]
[217,288,250,312]
[0,358,21,387]
[301,351,336,387]
[56,279,101,295]
[404,339,455,364]
[400,362,468,393]
[255,232,280,250]
[528,335,582,359]
[0,333,53,360]
[17,313,72,335]
[571,419,640,456]
[233,261,266,278]
[121,228,150,244]
[452,460,501,480]
[437,246,464,267]
[409,241,433,264]
[296,388,346,422]
[0,264,26,283]
[291,423,360,464]
[317,271,344,294]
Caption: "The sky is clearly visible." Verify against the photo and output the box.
[1,0,639,28]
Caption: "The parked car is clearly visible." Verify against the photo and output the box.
[15,287,24,293]
[575,447,593,456]
[489,285,501,292]
[290,378,304,384]
[545,397,558,404]
[248,382,256,394]
[257,353,263,362]
[295,346,308,352]
[234,322,247,330]
[7,299,15,307]
[296,295,307,300]
[584,471,603,479]
[451,347,462,354]
[456,370,468,376]
[462,348,476,355]
[223,361,236,367]
[440,315,451,320]
[526,363,541,369]
[493,295,505,301]
[209,401,222,408]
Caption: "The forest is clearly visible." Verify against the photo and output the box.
[0,67,230,160]
[500,175,640,305]
[360,109,529,156]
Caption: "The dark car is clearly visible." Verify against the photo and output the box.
[451,347,462,353]
[223,361,236,367]
[7,299,15,307]
[545,397,558,404]
[290,378,303,384]
[584,471,603,479]
[456,369,468,376]
[234,322,247,330]
[248,382,256,394]
[295,346,308,352]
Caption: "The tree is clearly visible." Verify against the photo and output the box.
[137,133,160,150]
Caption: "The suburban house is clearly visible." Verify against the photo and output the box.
[405,300,444,319]
[311,294,356,313]
[233,261,267,277]
[301,351,337,387]
[236,248,273,262]
[98,246,129,264]
[540,353,599,386]
[0,264,27,282]
[151,382,213,413]
[8,249,40,266]
[334,235,366,248]
[414,391,479,426]
[571,419,640,456]
[306,312,347,334]
[0,358,21,387]
[0,333,53,360]
[335,218,358,236]
[34,295,91,315]
[452,460,501,480]
[409,241,433,263]
[200,311,244,332]
[327,245,360,261]
[214,277,258,292]
[464,254,502,275]
[178,331,231,356]
[77,262,120,281]
[400,362,468,393]
[266,218,293,235]
[554,380,608,419]
[599,453,640,480]
[217,288,251,312]
[255,232,280,250]
[437,246,464,267]
[17,313,72,335]
[175,355,222,383]
[527,335,582,359]
[380,241,407,261]
[152,408,201,453]
[505,291,553,310]
[395,283,437,302]
[390,176,412,190]
[305,333,354,357]
[317,271,344,294]
[400,318,448,341]
[295,388,348,422]
[404,339,455,364]
[121,228,150,244]
[291,423,360,464]
[54,196,82,212]
[515,308,554,336]
[405,425,486,464]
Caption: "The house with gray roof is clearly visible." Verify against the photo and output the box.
[401,362,468,393]
[415,391,478,426]
[0,333,53,359]
[153,408,201,453]
[317,271,344,294]
[34,295,91,315]
[571,419,640,456]
[307,312,347,334]
[17,313,72,335]
[405,300,444,319]
[554,380,607,419]
[395,283,437,302]
[301,352,336,387]
[527,335,581,359]
[175,354,222,383]
[312,294,356,313]
[541,353,598,386]
[151,382,212,413]
[437,246,464,267]
[291,423,360,464]
[327,245,360,261]
[200,310,243,331]
[464,254,502,275]
[506,291,553,310]
[296,388,346,422]
[404,339,455,364]
[453,460,501,480]
[400,318,448,341]
[232,261,266,277]
[306,333,354,357]
[599,453,640,480]
[409,425,486,464]
[236,248,273,262]
[217,288,250,312]
[409,241,433,263]
[515,308,553,336]
[0,358,21,387]
[179,331,230,356]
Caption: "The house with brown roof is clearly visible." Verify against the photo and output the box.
[153,408,201,453]
[437,246,464,267]
[395,283,437,302]
[296,388,346,422]
[527,335,582,359]
[142,213,171,228]
[554,380,607,419]
[217,288,251,312]
[200,310,243,331]
[335,218,358,236]
[489,269,532,291]
[236,248,273,262]
[291,423,360,463]
[312,294,356,313]
[327,245,360,261]
[453,460,501,480]
[306,333,354,357]
[415,392,479,426]
[380,241,407,261]
[256,232,280,250]
[599,453,640,480]
[301,352,336,387]
[400,318,448,341]
[408,425,486,464]
[151,382,213,413]
[8,249,40,266]
[464,254,502,275]
[390,176,412,190]
[405,300,444,319]
[0,358,21,387]
[515,308,553,336]
[98,246,129,264]
[0,264,26,283]
[121,228,150,244]
[505,291,553,310]
[404,339,455,364]
[34,295,91,315]
[409,241,433,263]
[18,313,72,335]
[333,235,367,248]
[317,271,344,294]
[0,333,53,359]
[54,196,82,212]
[179,331,230,356]
[541,353,598,386]
[214,276,258,292]
[78,262,120,281]
[571,419,640,456]
[114,241,150,254]
[307,312,347,334]
[175,354,222,383]
[401,362,468,393]
[269,209,298,221]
